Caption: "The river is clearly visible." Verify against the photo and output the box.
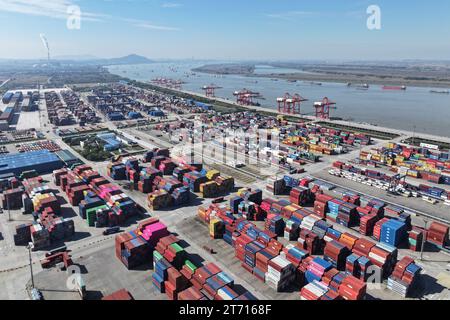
[108,62,450,137]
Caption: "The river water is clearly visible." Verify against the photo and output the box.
[108,62,450,137]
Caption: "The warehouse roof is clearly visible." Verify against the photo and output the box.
[0,150,63,175]
[55,149,80,163]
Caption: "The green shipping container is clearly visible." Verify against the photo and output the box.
[86,205,108,227]
[153,250,163,262]
[185,260,197,273]
[169,243,183,253]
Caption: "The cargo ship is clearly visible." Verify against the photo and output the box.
[430,90,449,94]
[382,85,406,91]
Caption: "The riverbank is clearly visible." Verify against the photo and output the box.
[129,79,450,146]
[194,63,450,89]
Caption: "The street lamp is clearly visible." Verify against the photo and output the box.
[6,194,11,222]
[420,219,428,261]
[26,242,35,289]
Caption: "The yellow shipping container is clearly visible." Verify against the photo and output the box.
[206,170,220,181]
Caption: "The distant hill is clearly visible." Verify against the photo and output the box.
[102,54,153,65]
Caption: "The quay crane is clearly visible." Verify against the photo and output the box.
[277,93,308,115]
[233,89,263,106]
[202,84,222,97]
[314,97,337,119]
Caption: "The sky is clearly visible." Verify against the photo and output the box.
[0,0,449,61]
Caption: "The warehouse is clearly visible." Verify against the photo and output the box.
[0,150,64,176]
[97,132,122,151]
[55,149,83,167]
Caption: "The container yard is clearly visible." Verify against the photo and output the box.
[1,80,450,305]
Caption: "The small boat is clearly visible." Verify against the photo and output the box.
[310,82,322,86]
[430,90,449,94]
[383,85,406,90]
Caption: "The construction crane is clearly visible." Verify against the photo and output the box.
[233,89,263,106]
[314,97,337,119]
[277,93,308,115]
[202,84,222,97]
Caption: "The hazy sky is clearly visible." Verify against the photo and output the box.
[0,0,449,60]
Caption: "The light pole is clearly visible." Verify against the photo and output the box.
[420,218,428,261]
[27,242,35,289]
[6,194,11,222]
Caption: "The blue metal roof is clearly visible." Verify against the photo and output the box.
[0,150,64,175]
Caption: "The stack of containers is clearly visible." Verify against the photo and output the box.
[360,214,379,236]
[180,260,198,282]
[148,190,172,210]
[191,263,221,298]
[426,222,449,247]
[159,160,177,176]
[380,219,408,247]
[265,255,297,292]
[30,223,51,250]
[243,241,265,273]
[284,220,300,241]
[346,254,360,276]
[298,229,321,255]
[305,257,333,284]
[53,168,68,186]
[281,244,308,269]
[139,167,163,193]
[254,248,277,282]
[373,218,390,241]
[210,217,224,239]
[183,171,208,192]
[173,166,192,182]
[230,196,244,214]
[265,214,285,236]
[337,202,359,228]
[408,227,425,251]
[368,244,397,278]
[178,287,206,300]
[152,258,171,293]
[204,272,235,300]
[78,195,106,219]
[165,267,190,300]
[2,188,24,209]
[171,187,190,206]
[338,275,367,300]
[13,223,32,245]
[324,228,342,243]
[266,176,285,195]
[107,163,127,180]
[338,233,359,251]
[289,186,312,206]
[314,194,334,218]
[160,177,183,194]
[327,199,344,222]
[324,240,351,270]
[388,257,422,297]
[300,280,330,300]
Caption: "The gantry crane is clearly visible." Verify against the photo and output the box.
[202,84,222,97]
[314,97,337,119]
[233,89,263,106]
[277,93,308,114]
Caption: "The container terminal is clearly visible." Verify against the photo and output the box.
[0,81,450,303]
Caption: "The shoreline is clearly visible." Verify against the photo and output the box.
[192,66,450,89]
[130,79,450,145]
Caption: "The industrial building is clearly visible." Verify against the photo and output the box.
[96,132,122,151]
[55,149,83,167]
[0,150,64,176]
